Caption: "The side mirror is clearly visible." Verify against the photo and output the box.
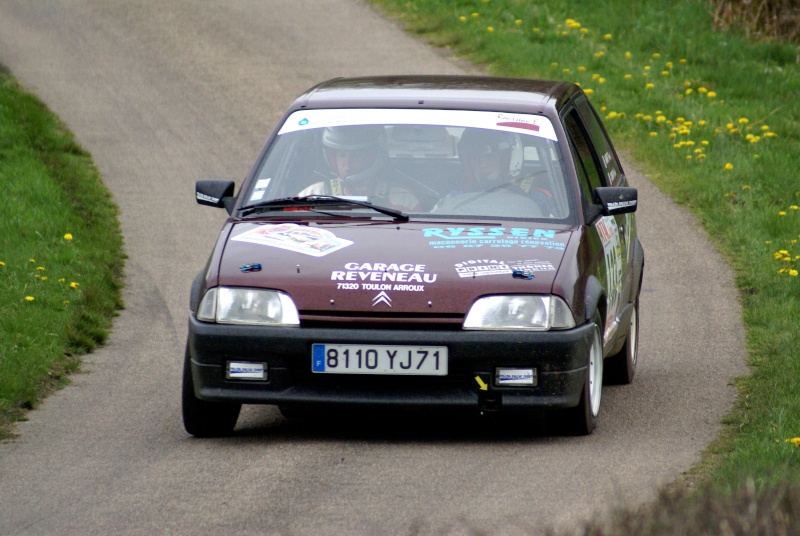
[594,186,638,216]
[196,180,236,214]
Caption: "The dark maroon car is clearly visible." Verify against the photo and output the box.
[184,75,644,436]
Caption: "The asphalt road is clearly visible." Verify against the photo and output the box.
[0,2,748,535]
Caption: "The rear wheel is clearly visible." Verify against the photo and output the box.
[605,298,639,385]
[182,346,241,437]
[562,314,603,435]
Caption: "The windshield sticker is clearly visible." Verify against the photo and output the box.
[423,227,566,251]
[454,258,555,278]
[278,109,557,141]
[331,262,438,293]
[232,223,352,257]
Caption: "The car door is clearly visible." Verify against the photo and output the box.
[562,100,629,345]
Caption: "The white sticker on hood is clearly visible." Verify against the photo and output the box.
[232,223,352,257]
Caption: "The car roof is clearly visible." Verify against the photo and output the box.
[289,75,579,115]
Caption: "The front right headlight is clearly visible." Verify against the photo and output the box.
[463,295,575,331]
[196,287,300,326]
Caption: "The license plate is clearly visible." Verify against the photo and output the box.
[312,344,448,375]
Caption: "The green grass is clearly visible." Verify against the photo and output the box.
[0,72,125,437]
[369,0,800,530]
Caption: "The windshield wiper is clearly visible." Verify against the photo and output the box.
[239,195,409,222]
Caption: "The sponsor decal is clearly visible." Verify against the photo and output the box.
[232,223,352,257]
[196,192,219,204]
[423,227,566,251]
[453,258,555,278]
[496,368,536,386]
[595,216,623,339]
[607,200,637,210]
[331,262,437,293]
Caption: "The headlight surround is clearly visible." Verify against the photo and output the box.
[463,295,576,331]
[196,287,300,326]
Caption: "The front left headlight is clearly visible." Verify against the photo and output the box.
[196,287,300,326]
[463,295,575,331]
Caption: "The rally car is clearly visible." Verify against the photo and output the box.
[184,75,644,437]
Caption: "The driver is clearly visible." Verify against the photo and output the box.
[452,128,556,215]
[298,125,420,212]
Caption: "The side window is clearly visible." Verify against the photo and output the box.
[575,96,624,186]
[563,110,603,208]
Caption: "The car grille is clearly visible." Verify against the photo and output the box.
[299,311,464,331]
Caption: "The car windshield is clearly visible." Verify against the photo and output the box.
[242,109,575,221]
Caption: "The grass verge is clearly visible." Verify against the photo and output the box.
[0,70,125,438]
[368,0,800,531]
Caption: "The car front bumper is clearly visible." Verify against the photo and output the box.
[187,316,594,412]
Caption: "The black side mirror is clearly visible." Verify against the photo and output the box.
[594,186,638,216]
[196,180,236,214]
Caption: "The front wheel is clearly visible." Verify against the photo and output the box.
[562,315,603,435]
[182,346,241,437]
[605,299,639,385]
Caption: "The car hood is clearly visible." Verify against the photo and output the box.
[217,221,572,315]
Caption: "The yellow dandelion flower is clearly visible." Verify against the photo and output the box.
[578,66,586,72]
[779,211,787,216]
[754,154,760,159]
[707,91,717,98]
[743,185,750,190]
[563,68,571,74]
[29,258,36,263]
[645,83,654,89]
[532,28,540,34]
[652,53,661,59]
[698,120,707,127]
[486,26,494,32]
[471,12,479,18]
[761,125,770,131]
[697,154,707,160]
[624,74,632,80]
[649,132,658,137]
[58,278,66,283]
[593,51,605,58]
[686,155,692,160]
[70,282,80,289]
[604,33,612,40]
[643,65,651,71]
[679,58,687,64]
[41,276,47,281]
[551,62,559,67]
[584,88,594,96]
[25,296,35,302]
[36,266,45,271]
[685,88,693,94]
[64,233,73,241]
[764,132,777,138]
[625,51,632,59]
[580,28,588,34]
[515,19,523,25]
[0,261,5,267]
[665,61,673,69]
[791,206,799,210]
[724,163,733,171]
[791,271,800,277]
[598,77,606,84]
[698,87,708,94]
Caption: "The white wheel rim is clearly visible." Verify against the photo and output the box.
[588,328,603,417]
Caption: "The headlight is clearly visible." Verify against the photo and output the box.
[463,295,575,331]
[196,287,300,326]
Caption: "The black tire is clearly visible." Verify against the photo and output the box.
[604,298,639,385]
[182,346,241,437]
[562,313,603,436]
